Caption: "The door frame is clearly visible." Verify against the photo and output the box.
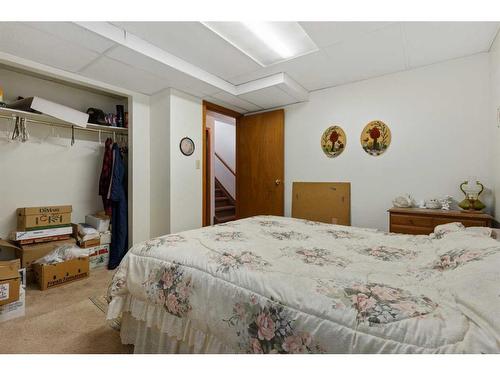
[202,101,242,227]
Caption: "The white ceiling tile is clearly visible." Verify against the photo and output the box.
[403,22,499,68]
[0,22,99,72]
[236,51,339,92]
[239,86,297,108]
[2,21,497,109]
[300,22,393,47]
[211,91,262,112]
[202,95,248,114]
[321,24,407,87]
[112,22,261,80]
[23,22,116,54]
[106,46,221,97]
[79,56,170,95]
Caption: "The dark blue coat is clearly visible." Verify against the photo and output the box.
[108,143,128,269]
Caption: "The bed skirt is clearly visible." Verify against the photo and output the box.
[111,294,236,354]
[120,312,236,353]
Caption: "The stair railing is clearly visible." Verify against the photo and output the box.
[215,152,236,176]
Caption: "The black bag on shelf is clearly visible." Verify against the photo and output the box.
[86,107,107,125]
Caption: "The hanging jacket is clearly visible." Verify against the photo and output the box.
[108,142,128,270]
[99,138,114,216]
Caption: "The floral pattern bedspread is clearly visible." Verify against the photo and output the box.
[108,216,500,353]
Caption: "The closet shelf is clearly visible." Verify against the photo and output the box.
[0,107,128,134]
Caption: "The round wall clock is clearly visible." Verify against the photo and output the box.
[321,125,346,158]
[360,120,391,156]
[179,137,195,156]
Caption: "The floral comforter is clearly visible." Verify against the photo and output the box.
[108,216,500,353]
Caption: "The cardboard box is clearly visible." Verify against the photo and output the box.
[99,231,111,245]
[88,244,110,269]
[78,238,100,248]
[17,212,72,231]
[72,223,100,248]
[10,226,73,242]
[15,238,77,269]
[0,238,19,261]
[0,268,26,323]
[0,259,21,306]
[8,97,89,128]
[15,234,72,246]
[85,214,110,232]
[17,205,72,216]
[33,257,89,290]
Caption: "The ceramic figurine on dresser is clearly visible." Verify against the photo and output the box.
[392,194,415,208]
[439,195,453,210]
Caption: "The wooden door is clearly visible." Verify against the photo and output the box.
[236,109,284,218]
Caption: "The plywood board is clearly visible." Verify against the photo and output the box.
[292,182,351,225]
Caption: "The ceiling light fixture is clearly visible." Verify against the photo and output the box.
[202,22,318,67]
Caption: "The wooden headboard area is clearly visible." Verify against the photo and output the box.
[291,182,351,225]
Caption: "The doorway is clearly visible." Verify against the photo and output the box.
[203,102,241,226]
[202,102,285,227]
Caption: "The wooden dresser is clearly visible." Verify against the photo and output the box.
[388,207,493,235]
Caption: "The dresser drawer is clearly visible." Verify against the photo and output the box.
[388,208,493,236]
[390,224,433,235]
[390,214,434,228]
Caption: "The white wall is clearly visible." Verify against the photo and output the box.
[214,119,236,199]
[168,89,203,233]
[0,58,151,246]
[0,67,125,113]
[0,68,126,238]
[285,54,494,230]
[490,34,500,221]
[0,125,105,237]
[149,89,170,237]
[129,94,151,244]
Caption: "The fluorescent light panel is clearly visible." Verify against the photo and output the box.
[202,22,318,67]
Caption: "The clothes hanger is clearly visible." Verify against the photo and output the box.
[11,116,21,141]
[20,118,29,142]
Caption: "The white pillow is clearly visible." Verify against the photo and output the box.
[432,222,465,238]
[465,226,493,238]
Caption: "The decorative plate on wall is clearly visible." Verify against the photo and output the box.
[179,137,195,156]
[321,125,346,158]
[360,120,391,156]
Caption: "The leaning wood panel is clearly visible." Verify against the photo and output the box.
[291,182,351,225]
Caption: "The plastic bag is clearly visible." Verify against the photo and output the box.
[33,244,89,265]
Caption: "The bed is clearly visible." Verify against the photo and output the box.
[107,216,500,353]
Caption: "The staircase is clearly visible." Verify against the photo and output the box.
[214,178,236,224]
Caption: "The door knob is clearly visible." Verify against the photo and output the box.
[275,179,282,186]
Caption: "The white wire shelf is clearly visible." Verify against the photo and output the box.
[0,106,129,135]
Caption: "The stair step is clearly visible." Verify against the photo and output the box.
[215,205,235,212]
[215,196,228,201]
[215,214,236,224]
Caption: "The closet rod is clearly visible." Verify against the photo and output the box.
[0,113,128,137]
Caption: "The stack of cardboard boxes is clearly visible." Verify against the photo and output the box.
[0,259,25,323]
[10,205,77,285]
[0,205,112,322]
[82,212,111,270]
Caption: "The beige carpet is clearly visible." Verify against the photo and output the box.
[0,267,132,354]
